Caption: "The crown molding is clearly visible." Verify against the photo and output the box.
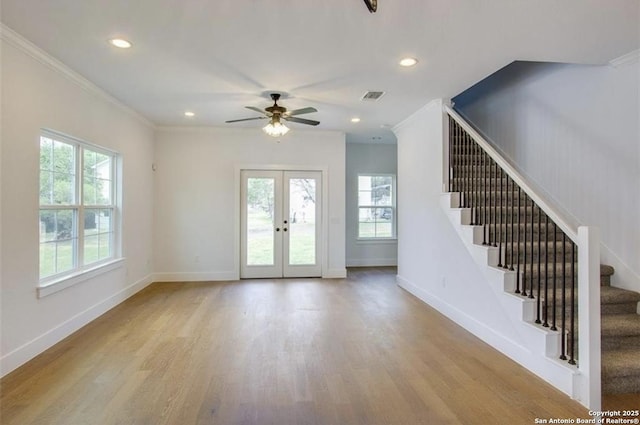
[609,49,640,68]
[0,23,156,129]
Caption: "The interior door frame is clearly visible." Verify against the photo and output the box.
[234,163,329,279]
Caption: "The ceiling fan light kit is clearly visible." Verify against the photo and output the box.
[263,119,289,137]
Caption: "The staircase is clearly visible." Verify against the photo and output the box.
[600,266,640,395]
[442,105,633,408]
[447,117,582,365]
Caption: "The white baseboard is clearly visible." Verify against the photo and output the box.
[346,258,397,267]
[396,274,577,397]
[0,274,154,378]
[323,268,347,279]
[396,274,529,360]
[152,271,238,282]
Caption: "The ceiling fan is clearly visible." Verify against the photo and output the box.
[225,93,319,136]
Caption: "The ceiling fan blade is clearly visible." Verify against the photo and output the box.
[245,106,269,115]
[283,116,320,126]
[285,107,318,116]
[225,117,268,123]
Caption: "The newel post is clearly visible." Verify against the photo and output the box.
[576,226,601,410]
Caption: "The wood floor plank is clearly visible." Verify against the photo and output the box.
[3,267,626,424]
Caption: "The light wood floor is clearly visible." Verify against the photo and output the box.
[1,267,629,424]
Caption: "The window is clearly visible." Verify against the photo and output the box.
[39,130,118,283]
[358,174,396,239]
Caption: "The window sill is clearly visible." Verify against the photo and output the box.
[37,258,125,298]
[356,238,398,244]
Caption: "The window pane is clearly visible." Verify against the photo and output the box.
[84,148,114,205]
[358,190,372,206]
[84,209,98,235]
[99,233,112,259]
[56,239,74,273]
[84,209,112,264]
[358,207,376,238]
[96,179,112,204]
[99,209,112,233]
[358,176,372,191]
[84,235,99,264]
[83,177,97,205]
[95,153,112,180]
[53,209,75,241]
[83,149,97,177]
[53,140,74,174]
[52,172,74,204]
[371,176,392,206]
[40,137,53,171]
[358,207,394,238]
[376,222,393,238]
[39,210,57,242]
[40,171,53,204]
[40,242,56,278]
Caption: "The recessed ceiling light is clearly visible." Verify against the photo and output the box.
[109,38,132,49]
[184,111,195,117]
[399,57,418,67]
[351,117,361,123]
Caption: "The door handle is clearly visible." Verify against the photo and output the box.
[276,227,280,232]
[283,228,288,232]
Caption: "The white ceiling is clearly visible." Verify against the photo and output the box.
[1,0,638,143]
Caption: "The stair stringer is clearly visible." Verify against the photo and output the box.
[440,192,581,398]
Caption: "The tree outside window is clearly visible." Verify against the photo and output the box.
[39,131,117,281]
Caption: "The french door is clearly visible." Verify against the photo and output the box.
[240,170,322,278]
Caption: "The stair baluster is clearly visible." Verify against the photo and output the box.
[447,115,582,366]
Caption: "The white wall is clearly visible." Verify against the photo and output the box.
[153,127,346,280]
[453,58,640,292]
[0,33,155,376]
[395,99,529,360]
[345,142,397,266]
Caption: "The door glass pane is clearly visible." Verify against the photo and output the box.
[246,178,275,265]
[289,178,316,265]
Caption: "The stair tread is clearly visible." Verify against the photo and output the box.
[601,286,640,305]
[602,347,640,377]
[601,314,640,337]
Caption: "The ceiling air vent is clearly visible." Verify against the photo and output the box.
[361,91,385,101]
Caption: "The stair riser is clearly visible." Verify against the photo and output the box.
[463,194,537,206]
[452,177,513,187]
[602,303,639,315]
[518,266,578,279]
[483,227,569,243]
[487,245,576,262]
[451,167,504,177]
[602,336,640,350]
[483,225,567,240]
[602,375,640,395]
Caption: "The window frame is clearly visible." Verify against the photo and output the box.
[357,173,397,240]
[39,129,121,294]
